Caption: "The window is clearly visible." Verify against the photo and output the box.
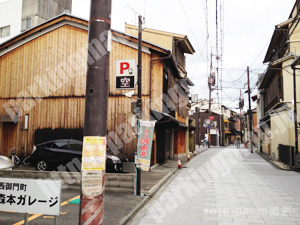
[45,143,53,148]
[53,141,68,150]
[21,18,32,31]
[0,26,10,38]
[70,143,82,152]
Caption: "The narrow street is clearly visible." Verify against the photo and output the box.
[129,147,300,225]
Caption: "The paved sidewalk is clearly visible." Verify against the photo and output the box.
[119,145,208,224]
[128,146,300,225]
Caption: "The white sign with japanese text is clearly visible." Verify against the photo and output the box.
[0,178,61,215]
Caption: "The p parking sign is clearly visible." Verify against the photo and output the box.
[116,60,137,89]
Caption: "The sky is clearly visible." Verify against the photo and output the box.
[72,0,296,111]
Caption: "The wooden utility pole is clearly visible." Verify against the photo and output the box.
[136,15,142,196]
[247,67,253,153]
[80,0,111,224]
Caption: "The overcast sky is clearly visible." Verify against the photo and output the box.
[72,0,296,111]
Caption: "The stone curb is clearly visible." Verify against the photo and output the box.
[255,150,292,171]
[119,169,176,225]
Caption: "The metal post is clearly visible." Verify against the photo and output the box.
[79,0,111,224]
[54,215,58,225]
[24,213,28,225]
[292,66,298,168]
[136,15,143,196]
[293,68,298,155]
[220,106,222,146]
[247,67,253,153]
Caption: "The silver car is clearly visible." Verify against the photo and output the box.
[0,155,14,170]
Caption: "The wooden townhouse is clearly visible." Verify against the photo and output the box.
[125,24,195,161]
[0,12,195,165]
[257,0,300,164]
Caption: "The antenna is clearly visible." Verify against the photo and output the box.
[126,4,142,26]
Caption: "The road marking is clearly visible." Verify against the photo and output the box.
[14,214,43,225]
[13,195,80,225]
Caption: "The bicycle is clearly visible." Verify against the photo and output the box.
[23,155,31,165]
[9,146,20,166]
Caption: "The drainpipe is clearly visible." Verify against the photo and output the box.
[291,56,300,168]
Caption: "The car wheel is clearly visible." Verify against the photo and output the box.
[36,159,48,171]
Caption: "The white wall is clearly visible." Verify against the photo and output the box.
[0,0,23,44]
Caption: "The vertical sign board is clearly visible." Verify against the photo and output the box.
[0,178,61,215]
[116,60,137,89]
[137,120,156,171]
[81,136,106,197]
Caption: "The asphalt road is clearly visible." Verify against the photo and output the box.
[0,188,80,225]
[0,188,143,225]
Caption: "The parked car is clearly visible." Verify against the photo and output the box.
[0,155,14,170]
[28,139,128,172]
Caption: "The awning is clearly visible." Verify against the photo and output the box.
[150,109,188,129]
[179,123,188,129]
[230,128,242,135]
[0,107,19,123]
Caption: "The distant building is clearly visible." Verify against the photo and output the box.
[0,0,72,44]
[189,100,242,147]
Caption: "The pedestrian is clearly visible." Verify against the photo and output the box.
[237,137,241,149]
[203,137,208,147]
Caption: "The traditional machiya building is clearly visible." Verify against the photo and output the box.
[0,12,195,165]
[125,24,195,160]
[258,0,300,166]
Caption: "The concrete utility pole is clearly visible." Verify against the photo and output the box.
[240,89,243,142]
[80,0,111,224]
[247,66,253,153]
[208,53,213,148]
[136,15,142,196]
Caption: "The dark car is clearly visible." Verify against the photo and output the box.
[29,139,128,173]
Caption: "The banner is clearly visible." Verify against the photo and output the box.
[137,120,156,171]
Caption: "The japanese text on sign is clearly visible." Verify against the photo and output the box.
[137,120,156,171]
[116,60,137,90]
[0,178,61,215]
[82,136,106,171]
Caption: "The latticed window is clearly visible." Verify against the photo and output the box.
[0,26,10,38]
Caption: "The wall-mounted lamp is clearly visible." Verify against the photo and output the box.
[24,114,28,130]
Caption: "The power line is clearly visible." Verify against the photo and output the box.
[179,0,205,58]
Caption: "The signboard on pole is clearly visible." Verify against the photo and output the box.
[81,136,106,197]
[116,60,137,89]
[137,120,156,171]
[0,178,61,215]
